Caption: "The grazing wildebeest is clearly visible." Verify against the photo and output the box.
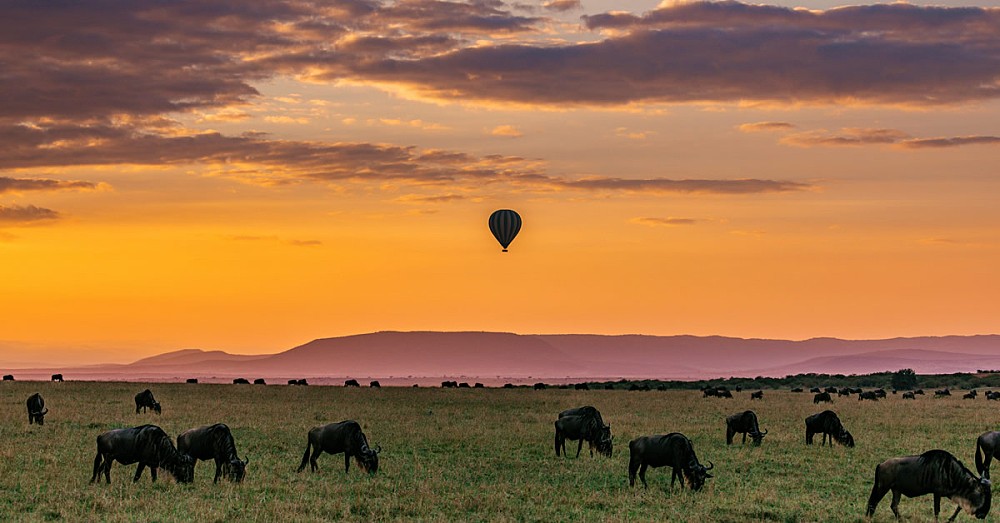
[824,386,838,394]
[474,383,484,388]
[915,389,925,395]
[726,410,767,446]
[791,387,804,393]
[874,388,887,398]
[177,423,249,483]
[232,378,250,384]
[575,383,589,390]
[534,382,547,390]
[813,392,833,404]
[345,379,360,387]
[718,389,733,398]
[555,406,612,458]
[26,393,48,425]
[628,433,714,491]
[975,431,1000,479]
[296,378,308,386]
[859,391,879,401]
[838,388,852,397]
[458,382,471,388]
[288,379,298,385]
[503,383,514,389]
[441,380,457,388]
[964,391,978,399]
[805,410,854,447]
[866,449,990,521]
[134,389,161,415]
[750,391,764,400]
[186,378,198,384]
[297,420,380,474]
[902,391,916,400]
[702,387,719,398]
[810,387,821,393]
[369,380,381,388]
[90,425,194,484]
[936,388,952,397]
[3,374,14,381]
[51,373,63,382]
[253,378,266,385]
[987,391,1000,401]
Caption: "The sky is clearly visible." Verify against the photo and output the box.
[1,0,999,366]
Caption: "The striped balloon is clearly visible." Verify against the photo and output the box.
[488,209,521,252]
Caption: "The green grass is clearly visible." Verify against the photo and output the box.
[0,382,996,521]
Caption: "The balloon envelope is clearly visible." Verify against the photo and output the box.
[489,209,521,252]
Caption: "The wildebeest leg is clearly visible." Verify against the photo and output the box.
[933,495,941,520]
[103,460,113,484]
[90,452,104,483]
[554,428,562,457]
[150,466,157,482]
[309,446,322,472]
[215,460,224,483]
[134,464,145,482]
[889,489,902,519]
[297,440,312,473]
[742,432,747,444]
[865,470,887,517]
[821,433,828,447]
[575,438,583,458]
[805,429,813,445]
[638,464,648,488]
[344,452,351,473]
[948,505,963,522]
[628,456,640,487]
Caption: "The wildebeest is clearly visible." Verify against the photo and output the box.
[824,386,838,394]
[441,380,458,388]
[297,420,380,474]
[717,389,733,398]
[604,383,615,390]
[186,378,198,384]
[838,388,852,397]
[915,389,925,395]
[134,389,161,415]
[51,373,63,382]
[288,379,298,385]
[791,387,804,393]
[813,392,833,404]
[805,410,854,447]
[177,423,249,483]
[370,380,381,388]
[725,410,768,446]
[936,388,952,397]
[503,383,514,389]
[866,449,990,521]
[458,382,471,388]
[90,425,194,484]
[975,431,1000,479]
[902,391,916,400]
[555,406,612,458]
[750,391,764,400]
[26,393,48,425]
[964,391,978,400]
[345,379,360,387]
[3,374,14,381]
[534,382,547,390]
[474,383,485,388]
[296,378,308,386]
[253,378,266,385]
[702,387,719,398]
[859,391,879,401]
[628,433,714,491]
[874,388,887,398]
[575,383,589,390]
[810,387,821,393]
[233,378,250,384]
[987,391,1000,401]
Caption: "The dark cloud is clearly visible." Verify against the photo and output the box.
[0,205,61,223]
[899,136,1000,148]
[552,177,809,194]
[780,128,1000,148]
[0,177,97,194]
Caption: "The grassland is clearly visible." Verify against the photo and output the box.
[0,381,997,522]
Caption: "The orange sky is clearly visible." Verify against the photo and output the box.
[1,0,999,365]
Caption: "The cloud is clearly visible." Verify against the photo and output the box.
[490,125,524,138]
[230,235,322,247]
[395,194,469,203]
[631,217,699,226]
[615,127,650,140]
[0,205,61,223]
[0,177,98,194]
[738,122,795,133]
[543,0,581,12]
[779,128,1000,149]
[552,177,809,194]
[899,136,1000,149]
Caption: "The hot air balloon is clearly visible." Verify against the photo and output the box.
[489,209,521,252]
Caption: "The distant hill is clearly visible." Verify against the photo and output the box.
[7,332,1000,382]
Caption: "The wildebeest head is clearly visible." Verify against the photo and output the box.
[175,453,196,483]
[152,401,162,415]
[963,476,993,519]
[357,445,381,474]
[684,460,714,491]
[837,428,855,448]
[32,408,49,425]
[595,424,613,457]
[749,428,768,446]
[225,457,249,482]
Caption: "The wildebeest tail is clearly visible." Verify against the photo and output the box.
[297,439,311,472]
[554,423,561,456]
[977,437,986,475]
[865,464,882,516]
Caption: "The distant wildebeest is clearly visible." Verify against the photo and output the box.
[177,423,248,483]
[253,378,266,385]
[534,382,547,390]
[134,389,161,415]
[987,391,1000,401]
[717,389,733,398]
[873,388,887,398]
[604,383,615,390]
[859,391,879,401]
[805,410,854,447]
[441,380,457,388]
[791,387,804,393]
[902,391,916,400]
[555,406,612,458]
[297,420,380,474]
[186,378,198,384]
[726,410,767,446]
[345,379,360,387]
[975,431,1000,479]
[750,391,764,400]
[474,383,484,388]
[288,379,298,385]
[935,388,952,397]
[838,388,852,397]
[964,390,978,399]
[824,386,838,394]
[628,433,714,491]
[810,387,821,393]
[656,385,668,391]
[503,383,514,389]
[369,380,381,388]
[296,378,308,386]
[458,382,471,388]
[866,449,991,521]
[3,374,14,381]
[232,378,250,385]
[90,425,194,484]
[575,383,589,390]
[813,392,833,404]
[734,385,742,392]
[51,373,63,382]
[26,392,48,425]
[702,387,719,398]
[914,389,925,395]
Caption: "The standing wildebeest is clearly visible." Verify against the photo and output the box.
[810,387,821,393]
[791,387,804,392]
[253,378,266,385]
[975,431,1000,479]
[874,388,887,398]
[26,393,48,425]
[902,391,916,399]
[575,383,589,390]
[717,389,733,398]
[297,420,380,474]
[813,392,833,404]
[3,374,14,381]
[859,391,879,401]
[936,388,952,397]
[51,373,63,382]
[987,391,1000,401]
[628,433,714,491]
[177,423,249,483]
[964,391,978,399]
[186,378,198,384]
[345,379,360,387]
[866,449,991,521]
[441,380,457,388]
[805,410,854,447]
[750,391,764,400]
[474,383,485,388]
[459,382,471,388]
[369,380,381,388]
[726,410,768,446]
[296,378,308,386]
[534,382,547,390]
[839,388,852,397]
[915,389,925,395]
[555,406,612,458]
[134,389,161,415]
[232,378,250,384]
[90,425,194,484]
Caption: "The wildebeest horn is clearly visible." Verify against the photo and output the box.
[41,408,48,415]
[243,457,249,465]
[375,445,382,454]
[705,460,714,470]
[982,477,991,486]
[761,429,768,435]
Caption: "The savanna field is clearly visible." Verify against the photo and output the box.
[2,381,998,522]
